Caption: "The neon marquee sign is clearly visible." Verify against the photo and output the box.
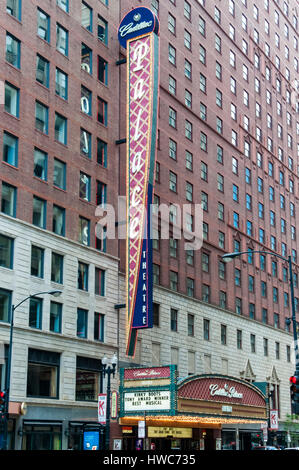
[118,7,159,357]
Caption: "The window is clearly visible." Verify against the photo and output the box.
[187,278,194,297]
[34,148,48,181]
[215,61,222,80]
[81,86,92,116]
[95,267,105,296]
[79,172,91,201]
[168,44,176,65]
[220,291,226,309]
[0,235,13,269]
[55,113,67,144]
[51,252,63,284]
[199,74,206,93]
[97,97,107,126]
[0,288,11,322]
[250,334,256,353]
[7,0,22,19]
[52,205,65,236]
[151,303,159,327]
[184,30,191,49]
[170,271,178,291]
[37,9,50,42]
[199,16,205,36]
[185,90,192,109]
[199,45,206,64]
[76,356,101,401]
[202,253,209,272]
[36,55,49,87]
[202,284,210,303]
[6,33,21,69]
[97,139,107,167]
[27,349,60,398]
[263,338,268,356]
[170,308,178,332]
[168,14,176,34]
[203,319,210,341]
[215,34,221,53]
[50,302,62,333]
[201,162,208,181]
[53,159,66,190]
[98,15,108,44]
[185,120,192,140]
[221,324,227,345]
[218,202,224,221]
[31,246,44,278]
[57,0,69,12]
[80,129,91,158]
[96,181,107,207]
[168,108,176,129]
[77,308,88,338]
[55,68,68,100]
[188,314,194,337]
[35,101,48,134]
[98,56,108,85]
[5,82,19,117]
[184,59,192,79]
[29,297,43,329]
[186,151,193,171]
[94,312,104,341]
[32,196,46,228]
[237,330,242,349]
[82,2,92,31]
[219,260,226,280]
[81,43,92,74]
[78,216,90,245]
[78,261,88,291]
[3,132,18,167]
[56,23,68,56]
[235,269,241,287]
[151,0,159,16]
[169,171,177,192]
[1,182,16,218]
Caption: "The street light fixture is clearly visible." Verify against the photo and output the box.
[222,250,299,374]
[101,353,118,450]
[1,289,62,450]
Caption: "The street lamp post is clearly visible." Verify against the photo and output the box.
[222,250,299,374]
[101,353,117,450]
[1,290,62,450]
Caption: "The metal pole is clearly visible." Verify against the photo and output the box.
[2,304,15,451]
[288,255,299,374]
[105,367,111,450]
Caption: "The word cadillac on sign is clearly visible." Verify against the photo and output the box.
[209,383,243,400]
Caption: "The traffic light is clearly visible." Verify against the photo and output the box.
[0,390,7,413]
[290,375,299,415]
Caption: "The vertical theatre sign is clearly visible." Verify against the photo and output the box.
[118,8,160,357]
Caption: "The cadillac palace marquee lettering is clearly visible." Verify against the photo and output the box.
[118,8,159,357]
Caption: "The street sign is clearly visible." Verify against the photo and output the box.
[98,393,107,424]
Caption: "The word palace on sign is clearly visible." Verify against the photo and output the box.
[118,7,159,358]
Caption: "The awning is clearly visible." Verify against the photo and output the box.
[119,415,267,428]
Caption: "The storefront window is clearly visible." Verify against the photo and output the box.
[76,356,102,401]
[26,349,60,398]
[21,423,62,450]
[222,431,236,450]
